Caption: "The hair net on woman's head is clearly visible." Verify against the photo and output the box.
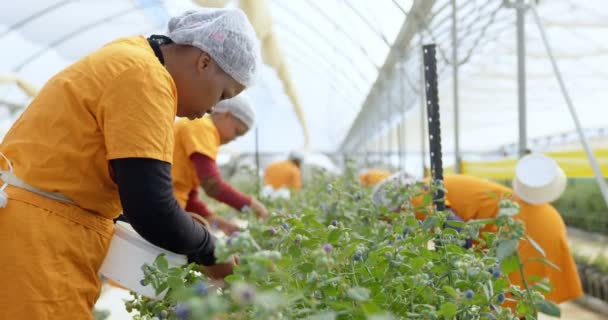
[213,95,255,130]
[167,8,261,87]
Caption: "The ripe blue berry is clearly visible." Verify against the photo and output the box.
[465,290,474,299]
[174,304,189,320]
[323,244,333,253]
[497,293,505,303]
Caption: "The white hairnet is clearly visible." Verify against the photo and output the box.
[213,95,255,129]
[371,171,417,210]
[289,151,305,162]
[167,9,261,87]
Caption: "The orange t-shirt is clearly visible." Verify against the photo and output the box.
[264,160,301,191]
[172,117,220,208]
[0,36,177,219]
[359,169,391,186]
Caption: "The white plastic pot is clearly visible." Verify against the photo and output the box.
[99,222,187,299]
[512,153,567,205]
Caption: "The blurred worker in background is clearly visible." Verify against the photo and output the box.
[373,172,583,306]
[0,8,260,318]
[359,168,392,187]
[172,95,268,235]
[264,151,304,191]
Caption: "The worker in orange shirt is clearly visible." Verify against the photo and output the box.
[172,95,268,235]
[374,173,583,305]
[264,151,303,191]
[0,9,260,318]
[359,168,392,186]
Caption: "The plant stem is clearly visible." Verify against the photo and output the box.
[515,252,537,314]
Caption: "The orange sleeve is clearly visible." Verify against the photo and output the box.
[179,119,220,160]
[100,64,177,162]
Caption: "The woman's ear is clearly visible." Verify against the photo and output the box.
[198,52,212,71]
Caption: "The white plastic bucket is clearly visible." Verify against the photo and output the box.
[513,153,567,205]
[99,222,187,299]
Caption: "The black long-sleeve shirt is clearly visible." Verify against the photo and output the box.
[110,158,215,266]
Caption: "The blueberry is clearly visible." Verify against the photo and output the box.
[331,220,338,227]
[269,227,277,235]
[240,286,255,303]
[389,242,395,247]
[353,254,362,261]
[226,238,232,245]
[497,293,505,303]
[492,270,501,278]
[282,223,290,231]
[140,279,147,286]
[397,235,403,240]
[174,304,189,320]
[323,244,333,253]
[194,280,208,295]
[465,290,474,299]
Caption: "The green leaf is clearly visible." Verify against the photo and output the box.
[328,229,342,244]
[442,286,458,298]
[368,313,396,320]
[347,287,370,301]
[154,282,168,296]
[496,239,518,261]
[224,274,243,284]
[154,254,169,272]
[438,302,458,318]
[498,207,519,217]
[526,235,546,257]
[445,220,465,228]
[422,193,432,206]
[468,218,496,226]
[166,276,183,289]
[531,282,552,293]
[305,311,336,320]
[361,301,382,314]
[524,257,561,271]
[421,216,438,232]
[501,254,520,274]
[299,262,314,273]
[535,300,561,317]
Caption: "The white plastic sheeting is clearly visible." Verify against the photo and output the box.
[342,0,608,173]
[0,0,410,152]
[1,1,607,157]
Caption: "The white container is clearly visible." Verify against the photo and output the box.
[99,222,187,299]
[513,153,567,205]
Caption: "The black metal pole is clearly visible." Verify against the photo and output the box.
[422,44,445,212]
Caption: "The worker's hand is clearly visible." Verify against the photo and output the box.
[250,198,269,219]
[210,215,241,236]
[200,255,239,282]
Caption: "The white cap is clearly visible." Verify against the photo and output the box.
[167,9,261,87]
[512,153,567,205]
[213,95,255,129]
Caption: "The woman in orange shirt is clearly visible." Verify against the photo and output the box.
[0,9,260,318]
[376,174,582,305]
[264,152,304,191]
[172,95,268,235]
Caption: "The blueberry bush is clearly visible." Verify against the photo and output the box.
[125,168,561,319]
